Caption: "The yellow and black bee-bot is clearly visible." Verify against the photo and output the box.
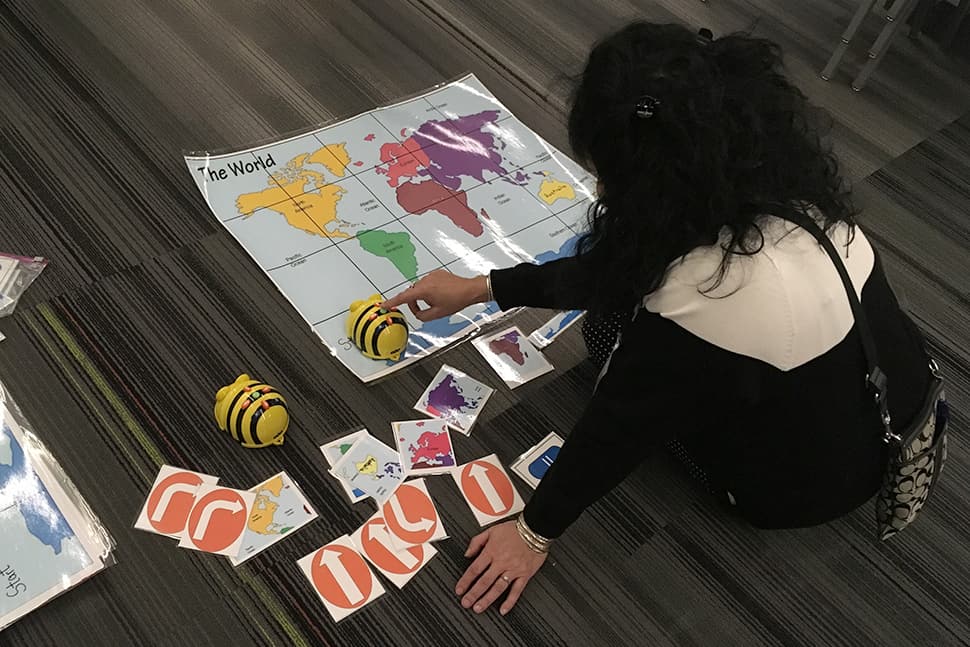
[346,294,409,361]
[213,374,289,448]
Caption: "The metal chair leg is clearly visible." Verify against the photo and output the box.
[852,0,920,90]
[822,0,880,80]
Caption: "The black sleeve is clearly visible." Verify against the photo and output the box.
[489,254,596,311]
[521,317,694,538]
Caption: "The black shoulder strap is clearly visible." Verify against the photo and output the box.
[772,210,895,440]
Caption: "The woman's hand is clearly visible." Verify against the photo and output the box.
[455,521,547,615]
[382,270,489,322]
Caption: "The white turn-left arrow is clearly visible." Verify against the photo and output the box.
[467,463,507,515]
[364,523,420,570]
[150,482,198,522]
[319,549,365,605]
[385,495,434,533]
[191,498,243,540]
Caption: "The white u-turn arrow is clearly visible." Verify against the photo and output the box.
[467,464,506,514]
[150,482,198,522]
[319,549,365,605]
[364,523,420,570]
[385,495,434,533]
[191,498,244,540]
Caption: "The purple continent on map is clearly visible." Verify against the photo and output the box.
[426,374,472,412]
[410,110,518,191]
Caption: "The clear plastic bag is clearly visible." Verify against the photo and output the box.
[0,254,48,318]
[0,381,115,630]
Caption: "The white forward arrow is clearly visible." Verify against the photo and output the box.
[364,523,420,570]
[191,498,244,540]
[150,482,198,522]
[319,549,365,605]
[385,495,434,534]
[467,464,507,515]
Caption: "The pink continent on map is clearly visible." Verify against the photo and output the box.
[408,430,455,468]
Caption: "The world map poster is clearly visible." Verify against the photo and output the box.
[185,74,595,382]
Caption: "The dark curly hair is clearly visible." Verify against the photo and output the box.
[569,22,856,314]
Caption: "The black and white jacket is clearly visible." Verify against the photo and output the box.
[490,217,932,538]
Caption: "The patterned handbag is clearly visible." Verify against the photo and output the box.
[777,210,950,541]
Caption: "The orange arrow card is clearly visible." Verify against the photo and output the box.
[380,478,447,551]
[452,454,524,526]
[351,514,437,589]
[298,535,385,621]
[134,465,219,538]
[177,485,255,557]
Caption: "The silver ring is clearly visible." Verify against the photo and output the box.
[501,574,510,583]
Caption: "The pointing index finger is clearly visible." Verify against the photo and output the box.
[382,287,415,309]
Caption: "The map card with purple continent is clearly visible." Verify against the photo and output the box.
[473,326,554,389]
[414,364,494,435]
[184,74,596,382]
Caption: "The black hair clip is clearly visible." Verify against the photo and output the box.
[696,28,714,46]
[634,95,661,119]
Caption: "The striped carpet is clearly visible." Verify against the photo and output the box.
[1,1,969,646]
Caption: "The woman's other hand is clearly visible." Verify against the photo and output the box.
[455,521,547,615]
[382,270,489,322]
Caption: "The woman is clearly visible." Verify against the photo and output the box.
[385,22,933,616]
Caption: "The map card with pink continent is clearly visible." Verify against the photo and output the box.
[391,420,457,476]
[184,74,595,383]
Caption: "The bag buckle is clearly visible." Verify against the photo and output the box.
[867,367,887,399]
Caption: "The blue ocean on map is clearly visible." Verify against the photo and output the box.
[0,425,75,554]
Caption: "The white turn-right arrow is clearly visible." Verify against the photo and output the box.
[385,494,434,533]
[364,523,420,570]
[150,482,198,522]
[191,498,243,541]
[319,549,365,605]
[467,463,506,515]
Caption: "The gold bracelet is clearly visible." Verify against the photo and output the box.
[515,513,552,554]
[485,272,494,302]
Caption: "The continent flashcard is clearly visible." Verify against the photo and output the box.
[177,485,256,557]
[392,420,456,476]
[350,514,437,589]
[452,455,525,527]
[510,432,564,489]
[529,310,584,349]
[329,434,404,505]
[414,364,493,435]
[473,326,554,389]
[321,430,370,504]
[298,535,385,622]
[229,472,319,566]
[134,465,220,538]
[184,73,594,383]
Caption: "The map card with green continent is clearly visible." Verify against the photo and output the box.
[184,74,595,382]
[229,471,318,566]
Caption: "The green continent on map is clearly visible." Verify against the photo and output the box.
[357,229,419,282]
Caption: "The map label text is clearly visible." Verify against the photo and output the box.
[198,153,276,182]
